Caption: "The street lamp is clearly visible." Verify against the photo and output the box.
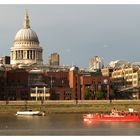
[103,79,110,100]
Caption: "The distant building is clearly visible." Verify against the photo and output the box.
[109,60,130,68]
[132,62,140,68]
[89,56,103,71]
[0,56,10,64]
[48,53,60,66]
[112,67,140,87]
[111,67,140,99]
[101,67,113,77]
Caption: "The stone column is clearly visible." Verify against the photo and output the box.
[11,51,13,60]
[41,51,42,60]
[23,51,25,59]
[13,51,15,60]
[26,50,28,59]
[24,51,26,59]
[38,51,40,59]
[32,50,33,59]
[31,50,33,59]
[30,50,32,59]
[38,51,39,59]
[29,50,31,59]
[36,51,38,60]
[20,50,22,59]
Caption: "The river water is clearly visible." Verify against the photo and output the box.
[0,113,140,136]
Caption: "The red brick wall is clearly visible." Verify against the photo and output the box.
[80,75,110,100]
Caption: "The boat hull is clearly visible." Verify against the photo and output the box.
[83,114,140,122]
[16,111,45,116]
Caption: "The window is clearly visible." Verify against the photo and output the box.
[133,81,137,84]
[133,75,137,79]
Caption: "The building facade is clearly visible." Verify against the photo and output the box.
[5,69,29,100]
[111,67,140,99]
[0,56,10,65]
[0,65,6,100]
[48,53,60,66]
[101,67,113,77]
[89,56,104,71]
[80,74,110,100]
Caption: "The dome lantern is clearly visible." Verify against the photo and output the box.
[23,10,30,29]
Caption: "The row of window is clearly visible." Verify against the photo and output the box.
[15,41,38,45]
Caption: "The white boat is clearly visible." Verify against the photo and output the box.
[16,110,45,116]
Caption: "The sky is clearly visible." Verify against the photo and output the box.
[0,4,140,68]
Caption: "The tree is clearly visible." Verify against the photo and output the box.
[84,88,90,99]
[96,90,103,100]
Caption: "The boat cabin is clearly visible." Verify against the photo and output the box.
[111,110,138,117]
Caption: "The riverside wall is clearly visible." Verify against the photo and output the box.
[0,100,140,113]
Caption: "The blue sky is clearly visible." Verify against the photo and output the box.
[0,5,140,68]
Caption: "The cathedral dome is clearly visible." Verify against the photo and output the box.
[10,10,43,65]
[14,10,39,43]
[14,28,39,43]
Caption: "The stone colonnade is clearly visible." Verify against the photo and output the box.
[11,49,42,60]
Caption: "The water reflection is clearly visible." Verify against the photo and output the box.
[0,113,140,136]
[83,119,139,128]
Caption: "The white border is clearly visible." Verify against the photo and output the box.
[1,0,140,4]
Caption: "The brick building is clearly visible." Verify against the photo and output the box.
[6,69,29,100]
[69,66,81,100]
[44,71,70,100]
[0,66,6,100]
[80,74,110,100]
[0,66,111,100]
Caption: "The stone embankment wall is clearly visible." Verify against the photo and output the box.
[1,100,140,105]
[0,100,140,113]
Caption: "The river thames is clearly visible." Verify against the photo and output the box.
[0,113,140,136]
